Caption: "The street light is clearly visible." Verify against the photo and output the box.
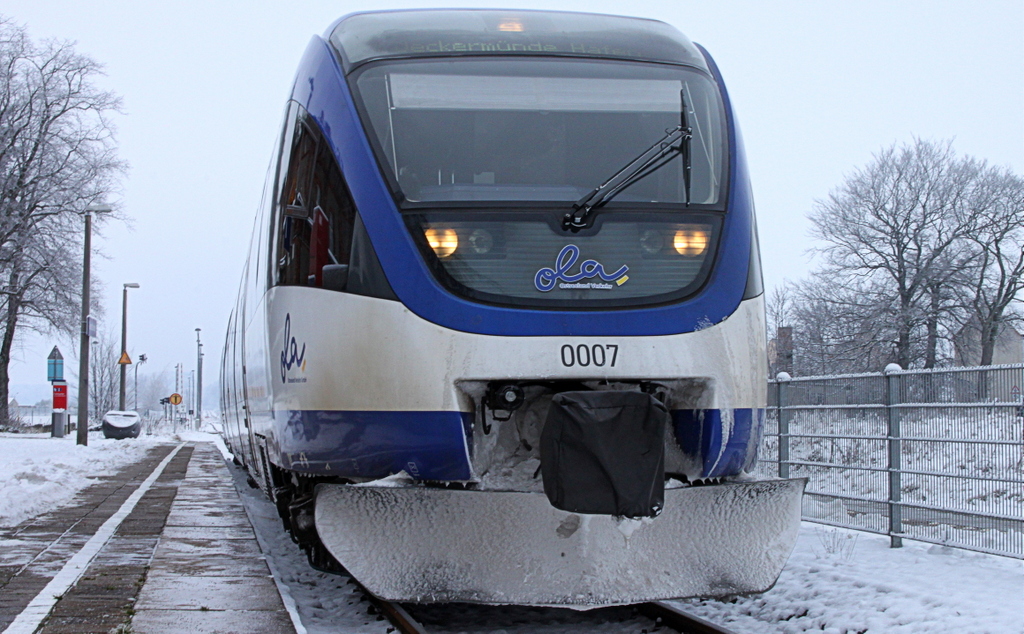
[195,328,203,430]
[77,202,112,446]
[119,282,140,410]
[90,339,99,425]
[134,353,147,411]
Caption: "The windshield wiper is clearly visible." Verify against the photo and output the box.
[562,89,693,232]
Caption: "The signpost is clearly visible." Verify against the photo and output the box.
[168,393,183,433]
[48,347,67,437]
[47,347,64,382]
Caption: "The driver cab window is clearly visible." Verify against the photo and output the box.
[275,106,355,289]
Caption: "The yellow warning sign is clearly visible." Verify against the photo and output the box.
[169,393,183,405]
[118,351,132,365]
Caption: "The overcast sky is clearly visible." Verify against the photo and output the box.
[3,0,1022,407]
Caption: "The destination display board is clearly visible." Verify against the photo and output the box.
[331,10,708,72]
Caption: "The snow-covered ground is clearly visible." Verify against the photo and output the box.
[678,525,1023,634]
[4,432,1020,632]
[0,432,167,527]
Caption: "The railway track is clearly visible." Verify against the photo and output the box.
[362,589,737,634]
[639,601,738,634]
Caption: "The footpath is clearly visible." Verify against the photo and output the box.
[0,442,295,634]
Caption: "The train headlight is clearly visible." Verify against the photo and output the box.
[640,230,664,254]
[425,227,459,258]
[468,229,494,254]
[673,227,709,256]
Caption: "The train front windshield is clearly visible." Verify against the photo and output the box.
[352,58,728,309]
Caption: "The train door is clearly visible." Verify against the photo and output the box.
[236,262,260,473]
[230,309,250,466]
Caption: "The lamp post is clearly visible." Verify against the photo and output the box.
[195,328,203,429]
[90,339,99,427]
[77,202,111,446]
[134,353,147,411]
[118,282,140,410]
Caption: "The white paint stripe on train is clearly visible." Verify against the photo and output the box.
[2,443,185,634]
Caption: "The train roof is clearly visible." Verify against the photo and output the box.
[328,9,708,73]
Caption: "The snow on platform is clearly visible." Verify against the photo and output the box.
[0,432,165,527]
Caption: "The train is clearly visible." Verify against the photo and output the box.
[221,9,805,608]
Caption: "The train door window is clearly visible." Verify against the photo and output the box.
[274,106,356,289]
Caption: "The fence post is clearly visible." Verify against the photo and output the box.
[777,372,792,479]
[884,363,903,548]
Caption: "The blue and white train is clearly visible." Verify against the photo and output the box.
[221,9,804,608]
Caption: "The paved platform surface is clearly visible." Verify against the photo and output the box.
[0,441,295,634]
[131,443,294,634]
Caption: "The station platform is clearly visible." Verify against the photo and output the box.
[0,441,296,634]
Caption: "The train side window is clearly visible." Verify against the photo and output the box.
[274,108,356,290]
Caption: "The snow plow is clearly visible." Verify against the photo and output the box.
[314,477,806,607]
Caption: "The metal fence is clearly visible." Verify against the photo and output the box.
[754,363,1024,559]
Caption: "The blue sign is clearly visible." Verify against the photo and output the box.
[47,346,64,382]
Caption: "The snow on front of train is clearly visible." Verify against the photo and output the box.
[220,9,806,607]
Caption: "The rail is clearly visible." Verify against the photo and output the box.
[640,602,739,634]
[372,595,739,634]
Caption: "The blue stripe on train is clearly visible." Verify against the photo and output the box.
[673,408,764,477]
[276,410,472,481]
[275,407,764,482]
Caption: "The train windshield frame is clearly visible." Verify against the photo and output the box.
[349,57,728,210]
[348,56,730,310]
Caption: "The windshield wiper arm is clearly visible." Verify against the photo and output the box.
[562,90,693,232]
[680,87,692,207]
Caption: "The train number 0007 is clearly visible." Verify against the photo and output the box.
[560,344,618,368]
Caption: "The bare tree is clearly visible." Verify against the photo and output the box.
[136,367,174,414]
[807,139,985,369]
[0,17,125,423]
[792,276,902,374]
[88,330,118,424]
[766,283,797,376]
[959,169,1024,364]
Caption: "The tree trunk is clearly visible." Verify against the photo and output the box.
[0,329,10,427]
[979,318,998,366]
[924,284,940,368]
[0,291,21,428]
[897,296,913,368]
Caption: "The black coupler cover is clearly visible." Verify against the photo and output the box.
[540,391,668,518]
